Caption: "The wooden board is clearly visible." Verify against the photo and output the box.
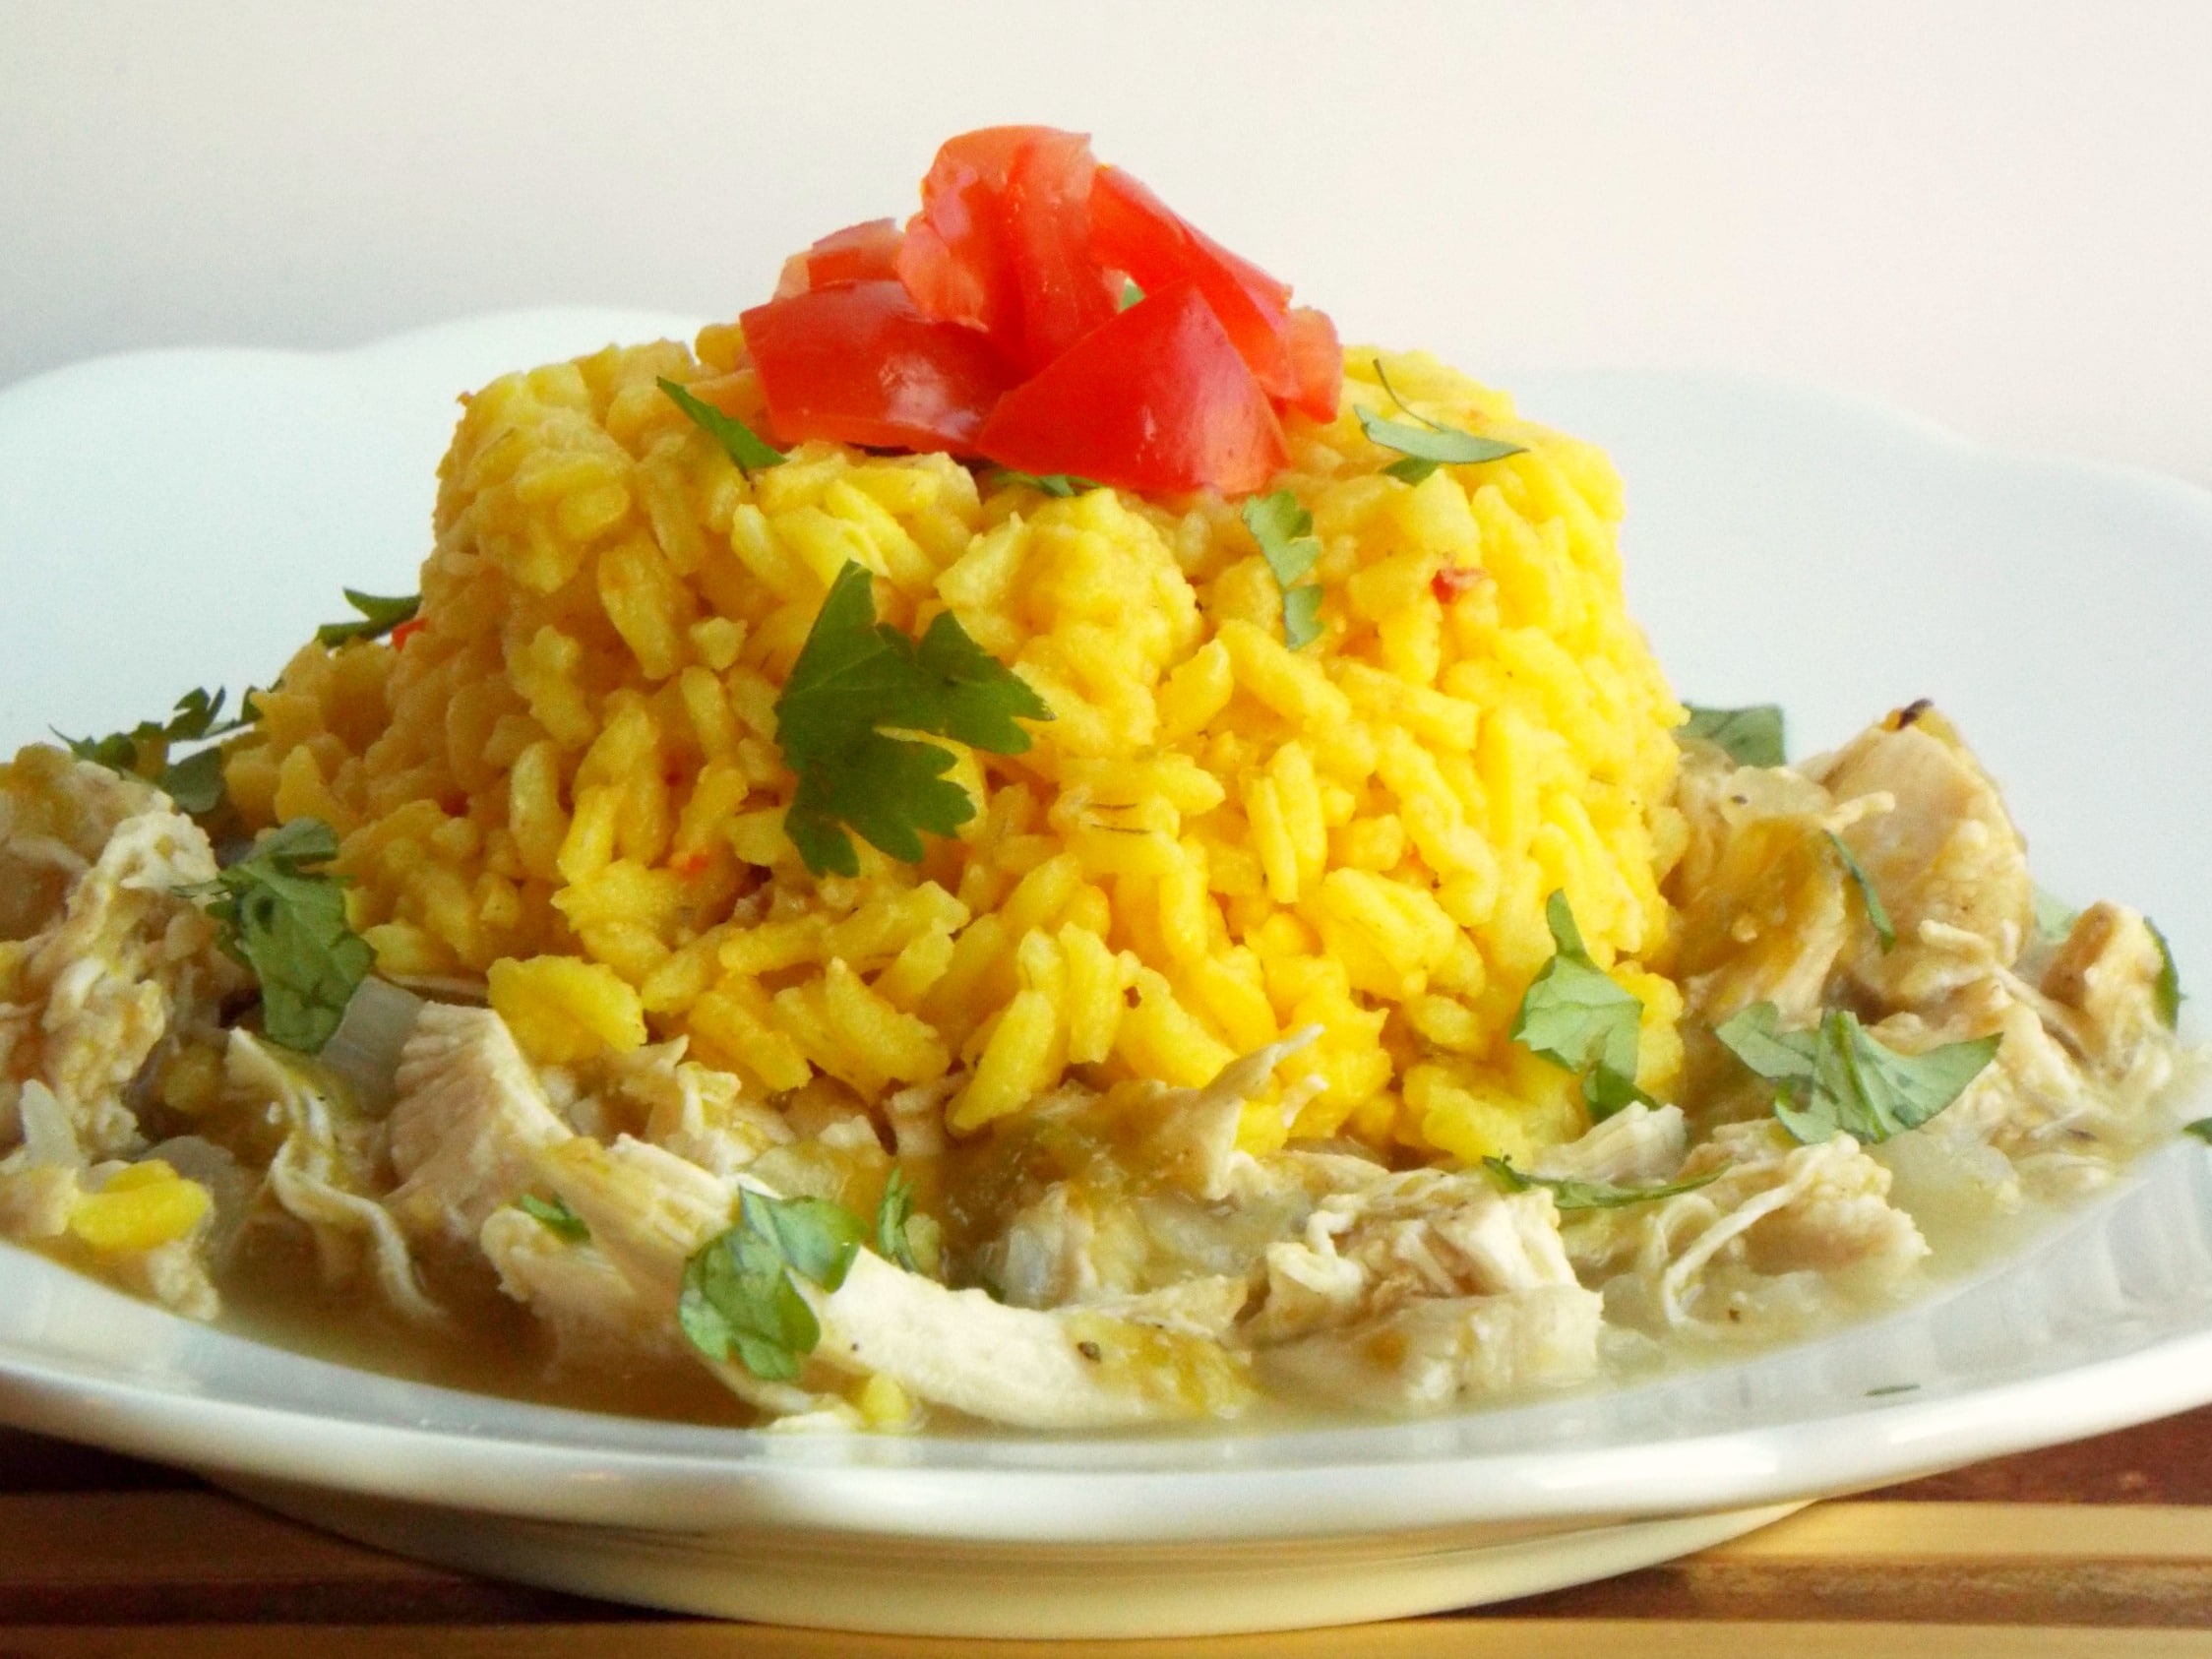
[5,1408,2212,1651]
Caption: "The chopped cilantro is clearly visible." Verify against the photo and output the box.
[2182,1118,2212,1145]
[1510,891,1653,1120]
[1241,489,1325,649]
[1119,278,1144,311]
[2032,888,2079,944]
[1482,1156,1721,1211]
[876,1167,920,1271]
[1359,359,1526,484]
[1866,1382,1921,1397]
[316,590,420,649]
[1680,704,1787,768]
[519,1193,590,1244]
[988,469,1102,498]
[773,561,1051,878]
[2148,917,2183,1029]
[658,376,787,475]
[186,819,372,1055]
[1828,831,1896,952]
[61,686,253,814]
[678,1189,870,1381]
[1713,1001,1999,1145]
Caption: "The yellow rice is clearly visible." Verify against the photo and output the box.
[224,331,1687,1165]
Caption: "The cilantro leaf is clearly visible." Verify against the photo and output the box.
[2148,916,2183,1029]
[876,1167,920,1271]
[2183,1118,2212,1144]
[1828,831,1897,952]
[1510,891,1652,1120]
[988,470,1102,498]
[1119,277,1144,311]
[518,1193,590,1243]
[1713,1001,1999,1145]
[1242,489,1326,649]
[678,1189,870,1381]
[2032,888,2079,944]
[1360,359,1526,484]
[316,590,420,649]
[186,818,373,1055]
[61,686,254,815]
[773,562,1051,877]
[658,376,787,474]
[1483,1155,1722,1211]
[1680,704,1786,768]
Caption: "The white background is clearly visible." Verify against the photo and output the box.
[5,0,2210,486]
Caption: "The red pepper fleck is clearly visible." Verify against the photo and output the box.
[390,617,425,650]
[1432,565,1489,604]
[671,850,714,880]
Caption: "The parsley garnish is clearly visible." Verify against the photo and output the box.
[518,1193,590,1244]
[187,819,373,1055]
[1713,1001,1999,1145]
[2148,917,2183,1029]
[2182,1119,2212,1145]
[772,561,1051,878]
[1828,831,1896,952]
[678,1189,870,1381]
[1482,1156,1721,1211]
[61,687,253,816]
[658,377,786,475]
[1510,891,1653,1120]
[988,470,1102,498]
[316,590,420,649]
[1358,359,1526,484]
[1680,704,1786,768]
[875,1168,921,1271]
[1241,489,1325,649]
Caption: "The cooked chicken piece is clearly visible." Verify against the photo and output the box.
[478,1204,680,1366]
[1666,749,1851,1026]
[612,1040,792,1177]
[1532,1102,1689,1186]
[0,747,244,1160]
[1114,1029,1322,1204]
[1594,1119,1926,1329]
[1246,1171,1585,1346]
[1259,1287,1604,1413]
[2039,901,2173,1069]
[538,1133,1253,1430]
[386,1006,574,1247]
[1812,707,2035,1006]
[228,1030,441,1324]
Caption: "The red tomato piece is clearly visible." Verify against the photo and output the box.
[894,125,1056,345]
[1431,564,1490,605]
[1001,130,1120,373]
[974,280,1287,495]
[1283,306,1343,422]
[774,218,904,298]
[1088,165,1299,399]
[742,280,1018,452]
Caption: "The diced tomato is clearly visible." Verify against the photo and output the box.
[742,280,1018,451]
[896,127,1116,374]
[1431,564,1490,604]
[774,218,904,298]
[1089,164,1300,399]
[1001,131,1120,372]
[975,280,1287,495]
[1283,307,1343,422]
[895,126,1054,345]
[389,617,425,651]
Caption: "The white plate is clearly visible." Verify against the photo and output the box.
[1,313,2207,1637]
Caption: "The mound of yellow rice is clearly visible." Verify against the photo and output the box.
[224,331,1686,1165]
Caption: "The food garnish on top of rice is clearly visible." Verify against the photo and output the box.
[0,128,2196,1430]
